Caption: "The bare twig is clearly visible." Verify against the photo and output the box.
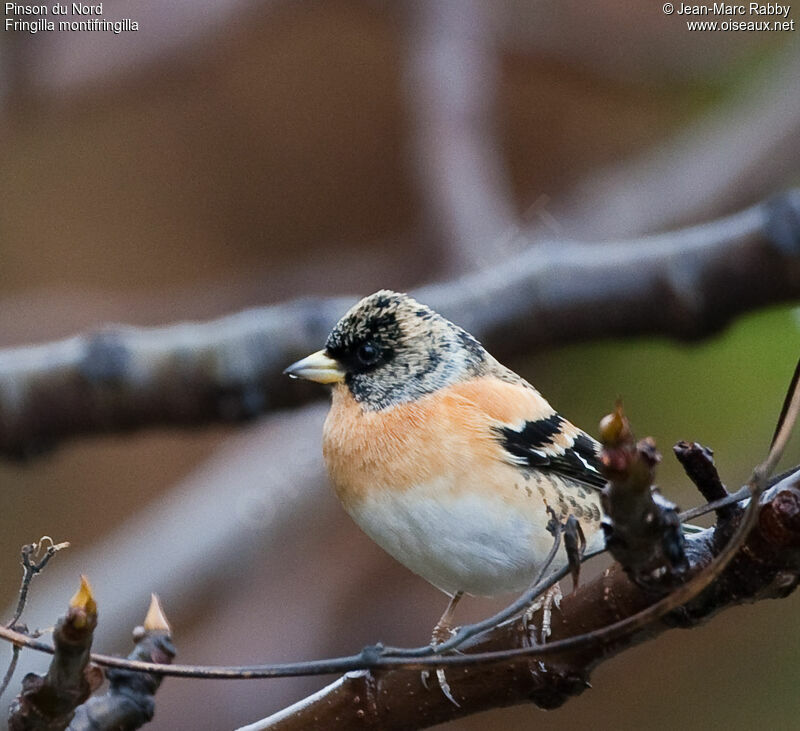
[1,538,69,700]
[0,461,798,729]
[771,358,800,450]
[673,441,733,519]
[1,191,799,458]
[8,538,70,629]
[0,649,20,703]
[679,485,750,522]
[0,466,795,684]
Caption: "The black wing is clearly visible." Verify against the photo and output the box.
[495,414,606,490]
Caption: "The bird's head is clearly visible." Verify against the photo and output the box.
[284,290,489,410]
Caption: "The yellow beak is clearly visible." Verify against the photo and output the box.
[283,349,345,384]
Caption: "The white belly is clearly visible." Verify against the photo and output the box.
[345,477,578,596]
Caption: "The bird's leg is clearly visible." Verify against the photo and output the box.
[421,591,464,707]
[525,583,563,644]
[430,591,463,646]
[526,515,585,643]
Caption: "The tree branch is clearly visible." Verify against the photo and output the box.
[8,577,101,731]
[68,595,175,731]
[0,190,798,458]
[244,467,800,730]
[599,406,688,591]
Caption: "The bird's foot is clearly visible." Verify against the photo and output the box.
[422,625,460,706]
[421,593,463,707]
[525,583,563,644]
[430,618,457,648]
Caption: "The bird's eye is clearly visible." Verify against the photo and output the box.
[356,342,381,366]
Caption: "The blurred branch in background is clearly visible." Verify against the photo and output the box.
[548,43,800,239]
[1,190,798,459]
[403,0,517,271]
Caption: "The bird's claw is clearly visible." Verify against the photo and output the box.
[525,584,563,644]
[436,667,460,706]
[420,619,460,705]
[419,668,460,707]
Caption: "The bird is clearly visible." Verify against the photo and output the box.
[284,289,607,641]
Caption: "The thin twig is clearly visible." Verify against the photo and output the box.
[772,359,800,449]
[0,478,787,682]
[0,467,792,683]
[0,648,20,699]
[766,357,800,469]
[1,538,69,700]
[8,538,70,629]
[679,486,751,522]
[0,481,770,678]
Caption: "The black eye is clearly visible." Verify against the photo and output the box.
[356,342,381,366]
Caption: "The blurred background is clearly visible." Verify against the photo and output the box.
[1,0,799,728]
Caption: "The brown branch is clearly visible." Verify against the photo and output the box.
[599,406,688,590]
[673,441,736,521]
[68,595,175,731]
[0,190,799,458]
[242,468,800,730]
[8,577,102,731]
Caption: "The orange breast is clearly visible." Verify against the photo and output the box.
[322,377,555,510]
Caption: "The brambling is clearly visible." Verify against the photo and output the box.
[285,290,606,635]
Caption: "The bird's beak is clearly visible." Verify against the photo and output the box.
[283,349,345,384]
